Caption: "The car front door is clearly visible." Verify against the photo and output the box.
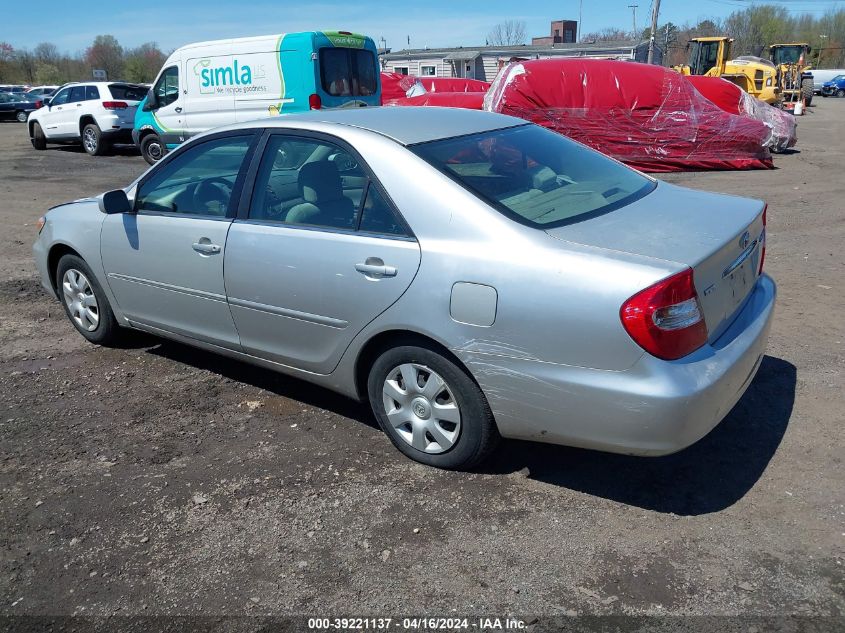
[224,132,421,374]
[101,132,257,348]
[40,87,74,138]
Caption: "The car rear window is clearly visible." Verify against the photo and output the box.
[319,48,377,97]
[108,83,147,101]
[411,125,656,228]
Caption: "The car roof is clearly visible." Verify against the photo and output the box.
[221,107,528,145]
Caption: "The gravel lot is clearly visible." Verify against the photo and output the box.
[0,103,843,625]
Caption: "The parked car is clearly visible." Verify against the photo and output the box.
[27,82,147,155]
[134,30,381,165]
[26,85,58,97]
[0,92,41,122]
[811,68,845,93]
[820,75,845,97]
[33,108,775,470]
[0,84,28,93]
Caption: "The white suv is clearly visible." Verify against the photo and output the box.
[28,82,146,156]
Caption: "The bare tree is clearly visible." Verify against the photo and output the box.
[488,20,527,46]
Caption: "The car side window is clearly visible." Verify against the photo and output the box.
[50,88,71,106]
[250,135,366,230]
[155,66,179,108]
[69,86,86,103]
[358,184,408,236]
[135,135,252,218]
[85,86,100,101]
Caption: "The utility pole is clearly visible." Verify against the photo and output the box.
[628,5,639,37]
[647,0,661,64]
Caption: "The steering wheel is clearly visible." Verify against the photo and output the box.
[193,177,234,216]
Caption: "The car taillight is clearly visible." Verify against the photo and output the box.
[35,100,42,108]
[620,268,708,361]
[759,204,767,274]
[102,101,128,109]
[309,93,322,110]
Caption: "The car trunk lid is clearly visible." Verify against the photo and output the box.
[545,181,766,342]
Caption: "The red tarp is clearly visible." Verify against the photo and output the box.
[380,72,422,102]
[687,75,797,152]
[418,77,491,93]
[483,59,775,172]
[383,91,484,109]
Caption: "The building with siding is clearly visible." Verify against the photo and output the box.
[380,40,662,82]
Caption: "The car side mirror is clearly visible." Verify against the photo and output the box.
[99,189,132,215]
[43,97,51,108]
[143,88,157,111]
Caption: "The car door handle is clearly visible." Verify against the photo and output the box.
[192,241,221,254]
[175,107,182,113]
[355,261,397,278]
[76,103,82,107]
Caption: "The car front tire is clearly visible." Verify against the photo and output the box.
[31,122,46,150]
[837,89,845,98]
[140,133,166,165]
[367,343,499,470]
[82,123,109,156]
[56,254,122,345]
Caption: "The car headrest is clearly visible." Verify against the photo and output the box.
[298,161,343,203]
[528,166,558,192]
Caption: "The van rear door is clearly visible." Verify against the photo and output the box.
[315,33,380,107]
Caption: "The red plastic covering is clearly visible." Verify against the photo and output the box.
[418,77,490,93]
[383,91,484,109]
[687,75,797,152]
[484,59,775,172]
[380,72,423,102]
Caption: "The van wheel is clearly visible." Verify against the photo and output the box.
[82,123,109,156]
[367,344,499,470]
[141,134,166,165]
[31,122,46,150]
[16,110,28,123]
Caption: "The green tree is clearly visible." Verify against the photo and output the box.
[123,42,166,82]
[34,62,61,84]
[85,34,123,80]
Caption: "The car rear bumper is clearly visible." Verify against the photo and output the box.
[460,274,776,456]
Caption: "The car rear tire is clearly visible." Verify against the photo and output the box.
[82,123,109,156]
[140,133,166,165]
[56,254,122,346]
[15,110,28,123]
[31,122,46,150]
[367,343,499,470]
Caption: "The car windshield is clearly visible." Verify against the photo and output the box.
[833,75,845,81]
[411,125,656,228]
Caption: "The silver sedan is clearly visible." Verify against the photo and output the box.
[33,108,776,469]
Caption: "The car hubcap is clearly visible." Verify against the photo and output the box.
[83,129,97,152]
[382,363,461,454]
[62,269,99,332]
[147,141,163,161]
[17,112,27,122]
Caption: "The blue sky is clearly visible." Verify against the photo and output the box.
[5,0,843,53]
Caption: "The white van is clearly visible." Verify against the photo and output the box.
[133,30,381,164]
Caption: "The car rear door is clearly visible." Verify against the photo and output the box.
[101,131,258,348]
[224,132,421,374]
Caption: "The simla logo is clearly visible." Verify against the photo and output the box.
[195,58,267,94]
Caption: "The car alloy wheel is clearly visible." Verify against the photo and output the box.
[16,111,27,122]
[62,268,99,332]
[381,363,462,454]
[82,127,98,154]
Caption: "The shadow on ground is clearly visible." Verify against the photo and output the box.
[485,355,796,515]
[146,339,794,516]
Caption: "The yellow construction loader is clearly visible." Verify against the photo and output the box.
[673,37,780,104]
[769,43,814,106]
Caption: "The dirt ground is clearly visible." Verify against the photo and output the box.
[0,102,843,626]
